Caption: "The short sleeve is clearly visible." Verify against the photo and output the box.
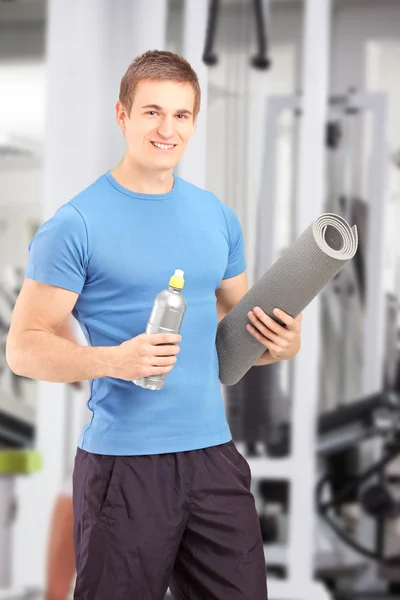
[221,203,247,279]
[25,203,88,294]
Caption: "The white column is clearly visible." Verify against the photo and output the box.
[0,477,14,588]
[130,0,168,54]
[287,0,332,586]
[13,0,168,590]
[247,0,270,287]
[178,0,209,189]
[361,93,389,395]
[13,1,113,589]
[101,0,168,165]
[44,0,169,210]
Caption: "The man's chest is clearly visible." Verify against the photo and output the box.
[84,215,230,296]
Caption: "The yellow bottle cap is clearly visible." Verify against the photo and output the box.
[169,269,184,290]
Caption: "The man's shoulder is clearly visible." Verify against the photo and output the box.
[68,173,107,212]
[176,176,222,206]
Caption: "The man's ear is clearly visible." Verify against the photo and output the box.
[115,101,128,134]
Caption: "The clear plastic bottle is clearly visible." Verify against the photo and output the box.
[133,269,186,390]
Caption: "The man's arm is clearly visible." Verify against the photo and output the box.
[6,279,180,384]
[54,316,85,389]
[6,279,114,382]
[215,272,249,322]
[215,272,277,367]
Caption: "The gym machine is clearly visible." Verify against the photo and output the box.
[202,0,271,70]
[0,399,42,600]
[0,270,42,600]
[225,89,398,597]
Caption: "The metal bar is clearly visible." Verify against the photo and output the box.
[250,0,271,70]
[202,0,220,66]
[360,93,389,396]
[245,0,270,288]
[352,92,389,594]
[253,100,280,280]
[253,95,301,283]
[288,0,332,588]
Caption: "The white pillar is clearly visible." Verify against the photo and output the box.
[248,0,270,287]
[361,93,389,395]
[44,4,112,219]
[178,0,209,189]
[287,0,331,587]
[100,0,168,165]
[0,477,14,588]
[14,1,114,589]
[130,0,168,54]
[13,0,168,590]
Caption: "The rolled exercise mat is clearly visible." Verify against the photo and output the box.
[217,213,358,386]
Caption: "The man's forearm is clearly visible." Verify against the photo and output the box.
[6,330,115,383]
[253,351,279,367]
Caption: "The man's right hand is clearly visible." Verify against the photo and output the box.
[111,333,182,381]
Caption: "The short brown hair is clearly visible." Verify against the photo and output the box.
[119,50,201,120]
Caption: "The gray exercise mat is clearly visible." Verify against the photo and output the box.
[217,213,358,385]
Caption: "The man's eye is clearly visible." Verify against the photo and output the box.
[177,114,186,119]
[146,111,157,116]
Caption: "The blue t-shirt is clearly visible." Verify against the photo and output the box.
[25,171,246,456]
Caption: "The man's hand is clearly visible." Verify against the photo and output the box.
[247,307,302,361]
[111,333,182,382]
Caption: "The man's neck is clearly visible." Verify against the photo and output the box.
[111,158,174,195]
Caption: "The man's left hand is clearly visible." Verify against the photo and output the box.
[247,307,302,361]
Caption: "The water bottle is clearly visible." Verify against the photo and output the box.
[133,269,186,390]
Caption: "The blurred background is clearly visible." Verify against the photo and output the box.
[1,0,400,599]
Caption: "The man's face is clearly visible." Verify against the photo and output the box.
[120,79,196,171]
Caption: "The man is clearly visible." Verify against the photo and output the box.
[6,50,301,600]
